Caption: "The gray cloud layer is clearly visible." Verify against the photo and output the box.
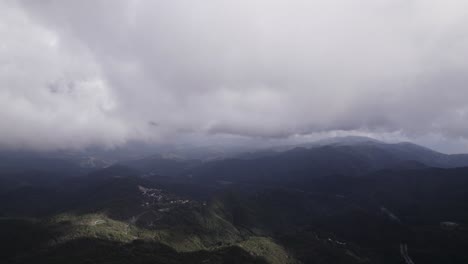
[1,0,468,151]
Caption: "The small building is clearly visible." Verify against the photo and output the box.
[440,221,459,231]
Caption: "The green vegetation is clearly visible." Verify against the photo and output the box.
[1,213,277,264]
[46,213,138,244]
[238,237,297,264]
[3,151,468,264]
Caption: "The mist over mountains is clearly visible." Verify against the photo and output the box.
[1,136,468,263]
[3,1,468,263]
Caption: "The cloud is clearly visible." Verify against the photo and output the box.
[1,0,468,150]
[0,2,128,150]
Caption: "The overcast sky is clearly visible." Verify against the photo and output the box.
[1,0,468,153]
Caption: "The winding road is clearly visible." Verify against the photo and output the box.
[380,206,416,264]
[400,243,415,264]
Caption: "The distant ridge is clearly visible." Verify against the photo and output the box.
[187,136,468,185]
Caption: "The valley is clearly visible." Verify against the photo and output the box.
[1,138,468,263]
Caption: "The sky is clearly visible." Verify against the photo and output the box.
[1,0,468,153]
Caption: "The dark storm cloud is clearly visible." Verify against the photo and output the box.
[1,0,468,151]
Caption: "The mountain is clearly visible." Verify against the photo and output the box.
[119,154,201,177]
[307,136,468,168]
[2,137,468,264]
[3,163,468,264]
[186,137,468,186]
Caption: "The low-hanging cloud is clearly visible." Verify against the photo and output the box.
[1,0,468,150]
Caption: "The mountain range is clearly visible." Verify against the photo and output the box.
[1,136,468,264]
